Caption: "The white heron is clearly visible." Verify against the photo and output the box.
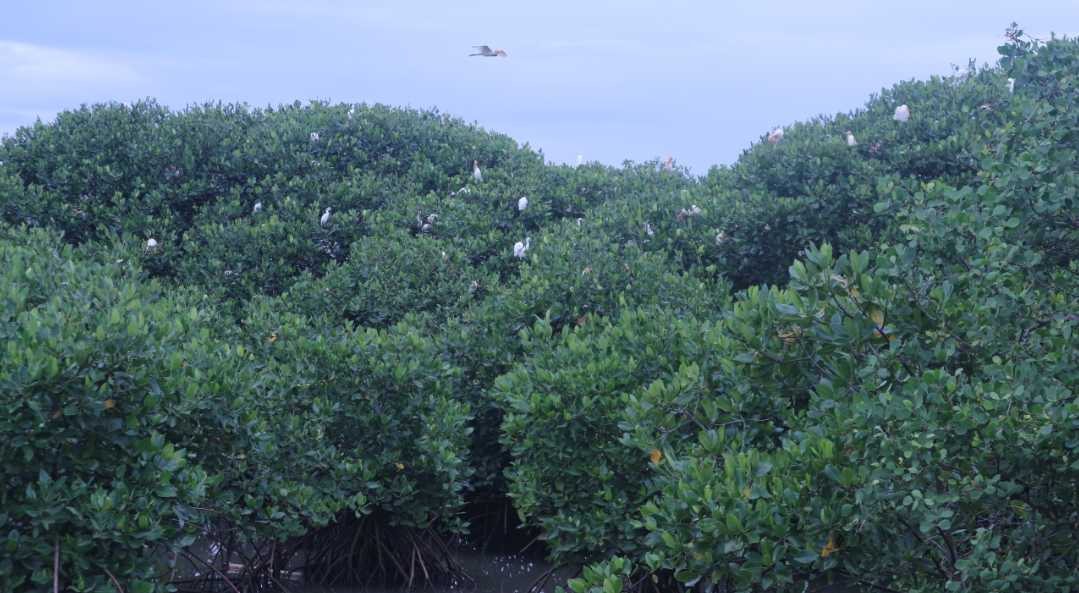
[576,152,583,167]
[473,161,483,181]
[253,202,262,214]
[645,223,654,236]
[468,280,479,294]
[311,132,320,142]
[470,46,508,57]
[846,131,857,147]
[716,232,725,245]
[513,237,531,259]
[1007,78,1015,93]
[894,105,910,123]
[518,196,528,212]
[146,238,158,249]
[442,251,449,263]
[577,218,582,226]
[320,207,331,225]
[663,157,674,174]
[768,127,784,145]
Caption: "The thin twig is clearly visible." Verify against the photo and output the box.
[102,567,125,593]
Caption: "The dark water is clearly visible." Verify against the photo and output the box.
[284,551,576,593]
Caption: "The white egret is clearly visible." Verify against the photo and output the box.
[470,45,508,57]
[518,196,528,211]
[473,161,483,181]
[320,207,331,225]
[645,223,654,236]
[576,152,583,167]
[768,127,784,145]
[468,280,479,294]
[716,232,725,245]
[1007,78,1015,93]
[253,202,262,214]
[427,213,438,223]
[846,131,857,147]
[146,238,158,249]
[442,251,449,263]
[577,218,582,226]
[663,157,674,174]
[513,237,531,259]
[894,105,910,123]
[311,132,320,142]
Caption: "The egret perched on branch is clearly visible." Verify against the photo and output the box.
[473,161,482,181]
[845,131,857,147]
[468,280,479,294]
[518,196,528,212]
[253,202,262,214]
[576,152,583,167]
[894,105,910,123]
[320,207,331,225]
[451,188,470,197]
[663,157,674,174]
[147,238,158,249]
[768,127,784,145]
[644,223,654,236]
[442,251,449,263]
[310,132,320,142]
[716,232,725,245]
[1007,78,1015,93]
[470,45,508,57]
[513,237,531,259]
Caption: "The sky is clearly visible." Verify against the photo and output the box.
[1,1,1075,174]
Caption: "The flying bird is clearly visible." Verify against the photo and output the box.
[513,237,531,259]
[320,207,331,225]
[893,105,910,123]
[846,131,857,147]
[470,46,508,57]
[576,152,583,167]
[518,196,528,211]
[663,157,674,174]
[473,161,483,181]
[768,127,784,145]
[253,202,262,214]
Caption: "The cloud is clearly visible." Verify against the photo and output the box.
[0,41,143,86]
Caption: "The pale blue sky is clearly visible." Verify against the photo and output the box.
[1,1,1074,173]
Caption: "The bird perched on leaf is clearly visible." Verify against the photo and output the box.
[320,207,331,225]
[845,131,857,147]
[716,232,725,245]
[253,202,262,214]
[576,152,583,167]
[473,161,483,181]
[663,157,674,174]
[518,196,528,211]
[442,251,449,263]
[768,127,784,145]
[513,237,531,259]
[468,280,479,294]
[470,45,508,57]
[893,105,910,123]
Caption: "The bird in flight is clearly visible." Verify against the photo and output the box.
[471,46,508,57]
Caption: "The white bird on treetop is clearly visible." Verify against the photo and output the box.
[1007,78,1015,93]
[147,238,158,249]
[470,46,508,57]
[320,207,331,225]
[518,196,528,211]
[473,161,482,181]
[846,131,857,147]
[894,105,910,123]
[663,157,674,174]
[253,202,262,214]
[768,127,784,145]
[576,152,583,167]
[513,237,531,259]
